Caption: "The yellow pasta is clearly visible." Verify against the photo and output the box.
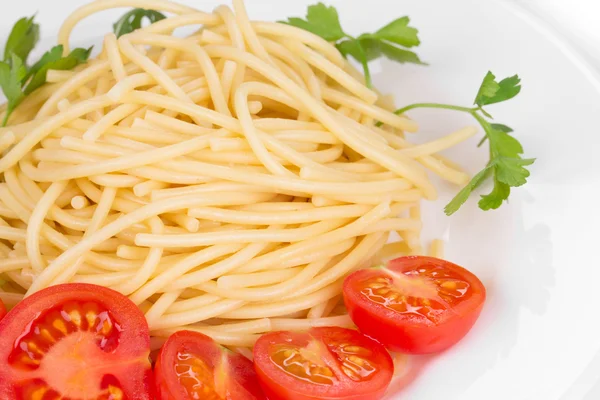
[0,0,471,345]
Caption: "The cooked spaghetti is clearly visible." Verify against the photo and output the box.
[0,0,474,348]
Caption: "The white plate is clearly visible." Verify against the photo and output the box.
[2,1,600,399]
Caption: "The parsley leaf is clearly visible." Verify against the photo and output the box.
[282,3,424,88]
[379,41,425,65]
[113,8,167,38]
[304,3,345,39]
[282,3,345,41]
[25,45,92,95]
[0,17,92,126]
[4,15,40,64]
[337,37,425,65]
[444,165,493,215]
[25,44,63,80]
[490,123,513,133]
[391,71,534,215]
[494,157,535,187]
[489,129,523,158]
[374,17,420,48]
[474,71,521,106]
[336,38,381,61]
[479,177,510,210]
[68,47,94,63]
[478,122,513,147]
[474,71,499,105]
[0,54,27,126]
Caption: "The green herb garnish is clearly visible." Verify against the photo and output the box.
[0,54,26,126]
[24,45,92,95]
[0,16,91,126]
[113,8,167,38]
[281,3,424,88]
[392,72,534,215]
[4,16,39,64]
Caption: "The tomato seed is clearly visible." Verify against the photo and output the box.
[107,385,124,400]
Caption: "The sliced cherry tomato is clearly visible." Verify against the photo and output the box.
[343,256,486,354]
[155,330,265,400]
[0,298,6,321]
[253,326,393,400]
[0,283,153,400]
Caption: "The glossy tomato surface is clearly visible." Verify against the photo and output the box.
[344,256,486,354]
[0,283,153,400]
[254,326,393,400]
[155,330,265,400]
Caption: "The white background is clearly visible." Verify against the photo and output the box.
[525,0,600,68]
[517,1,600,399]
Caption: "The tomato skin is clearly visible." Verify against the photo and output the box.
[155,330,265,400]
[0,299,5,321]
[0,283,153,400]
[254,327,394,400]
[343,256,486,354]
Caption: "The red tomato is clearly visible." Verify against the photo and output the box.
[0,283,153,400]
[155,330,265,400]
[343,256,486,354]
[253,326,394,400]
[0,298,6,321]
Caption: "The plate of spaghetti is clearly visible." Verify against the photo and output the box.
[0,0,599,399]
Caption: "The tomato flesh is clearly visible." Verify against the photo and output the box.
[155,330,265,400]
[0,283,153,400]
[343,256,486,354]
[253,327,393,400]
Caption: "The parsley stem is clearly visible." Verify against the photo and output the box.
[471,111,490,129]
[377,102,476,127]
[393,102,476,115]
[345,34,372,89]
[471,112,497,158]
[393,103,496,156]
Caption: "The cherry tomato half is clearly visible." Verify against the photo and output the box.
[0,283,153,400]
[343,256,486,354]
[155,330,265,400]
[253,326,394,400]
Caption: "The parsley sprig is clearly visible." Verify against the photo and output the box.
[0,16,91,126]
[113,9,167,38]
[282,3,424,88]
[393,72,535,215]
